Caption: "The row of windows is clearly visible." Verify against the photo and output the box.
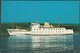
[33,28,65,30]
[32,31,64,33]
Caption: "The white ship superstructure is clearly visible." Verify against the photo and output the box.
[7,22,74,35]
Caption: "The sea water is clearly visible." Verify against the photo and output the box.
[0,33,80,53]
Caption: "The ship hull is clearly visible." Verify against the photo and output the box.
[7,29,74,36]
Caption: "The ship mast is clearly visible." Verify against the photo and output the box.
[57,17,60,27]
[35,18,39,24]
[11,17,14,29]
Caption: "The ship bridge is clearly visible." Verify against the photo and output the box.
[43,22,54,28]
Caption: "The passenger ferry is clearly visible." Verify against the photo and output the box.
[7,22,74,35]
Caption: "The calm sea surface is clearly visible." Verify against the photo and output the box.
[0,33,80,53]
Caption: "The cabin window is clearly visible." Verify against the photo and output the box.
[45,31,46,33]
[43,28,45,30]
[40,31,41,33]
[48,31,49,33]
[41,31,42,33]
[39,28,41,30]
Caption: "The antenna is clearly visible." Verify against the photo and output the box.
[35,18,39,24]
[57,16,60,27]
[11,17,14,29]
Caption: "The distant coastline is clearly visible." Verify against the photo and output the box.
[1,22,80,35]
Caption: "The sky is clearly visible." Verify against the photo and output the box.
[1,1,79,24]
